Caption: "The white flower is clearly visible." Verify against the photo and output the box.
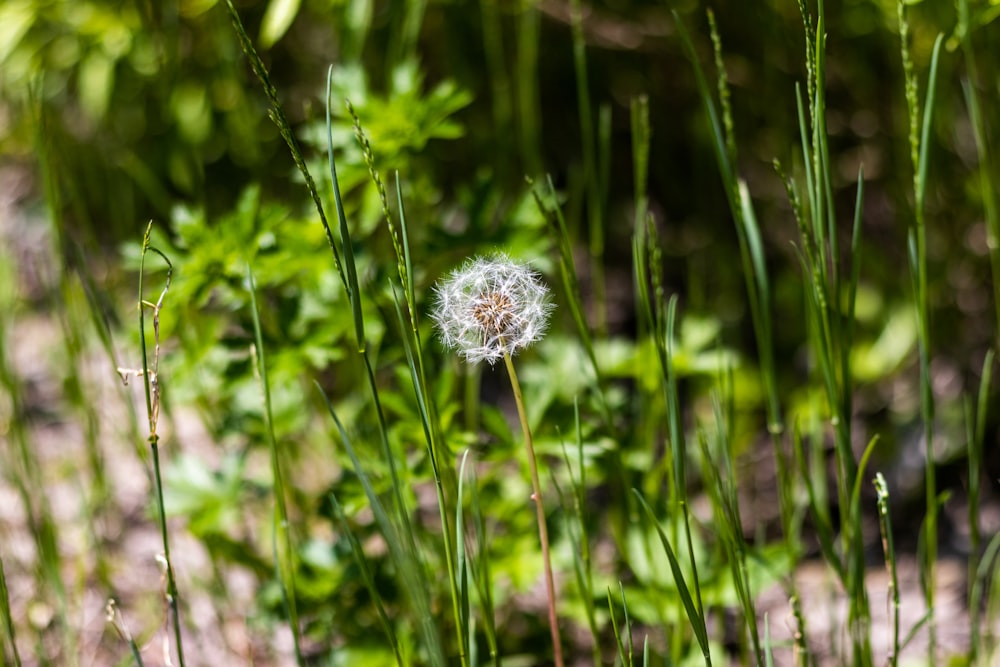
[432,253,554,365]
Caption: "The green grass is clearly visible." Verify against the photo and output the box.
[0,1,998,666]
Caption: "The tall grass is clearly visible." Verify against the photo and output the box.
[0,219,74,667]
[247,267,304,664]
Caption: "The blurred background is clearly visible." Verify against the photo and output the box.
[4,0,997,350]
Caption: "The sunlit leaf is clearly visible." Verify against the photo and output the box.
[259,0,302,48]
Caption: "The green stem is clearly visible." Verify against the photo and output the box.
[0,553,22,666]
[137,226,185,667]
[503,350,563,667]
[150,439,185,667]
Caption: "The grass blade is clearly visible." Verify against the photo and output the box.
[468,459,499,666]
[914,34,945,219]
[530,175,611,425]
[246,265,303,664]
[0,556,20,667]
[456,450,472,664]
[569,0,607,334]
[632,490,711,666]
[969,349,994,662]
[607,583,634,667]
[316,382,446,666]
[971,530,1000,665]
[328,491,399,662]
[389,282,465,662]
[325,71,364,349]
[558,401,601,666]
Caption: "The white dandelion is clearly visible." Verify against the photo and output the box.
[430,252,564,664]
[431,253,554,365]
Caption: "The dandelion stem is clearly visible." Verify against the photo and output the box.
[503,349,563,667]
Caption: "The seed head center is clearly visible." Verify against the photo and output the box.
[473,292,515,336]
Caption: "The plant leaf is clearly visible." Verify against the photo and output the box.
[259,0,302,48]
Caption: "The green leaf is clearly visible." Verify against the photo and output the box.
[78,50,115,121]
[259,0,302,48]
[0,2,34,63]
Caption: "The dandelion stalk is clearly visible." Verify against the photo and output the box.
[502,348,564,667]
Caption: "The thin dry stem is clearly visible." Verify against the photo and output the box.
[503,348,563,667]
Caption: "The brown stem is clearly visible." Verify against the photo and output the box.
[503,350,564,667]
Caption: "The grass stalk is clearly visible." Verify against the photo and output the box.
[318,385,446,665]
[531,175,612,425]
[633,200,712,661]
[318,76,425,592]
[0,556,21,667]
[226,11,441,655]
[955,0,1000,345]
[632,206,681,660]
[972,531,1000,665]
[515,0,542,176]
[104,599,145,667]
[467,453,500,665]
[246,266,304,664]
[135,223,185,667]
[32,87,114,592]
[874,473,900,666]
[774,2,877,661]
[661,298,709,653]
[559,400,602,666]
[480,0,514,180]
[389,0,426,71]
[390,283,467,663]
[968,350,994,663]
[224,0,346,286]
[13,86,80,667]
[898,4,945,654]
[329,492,400,662]
[631,94,650,249]
[0,293,69,667]
[608,583,634,666]
[698,377,763,665]
[349,112,465,644]
[569,0,608,335]
[502,349,563,667]
[672,8,781,436]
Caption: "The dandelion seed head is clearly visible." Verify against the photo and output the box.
[432,253,553,365]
